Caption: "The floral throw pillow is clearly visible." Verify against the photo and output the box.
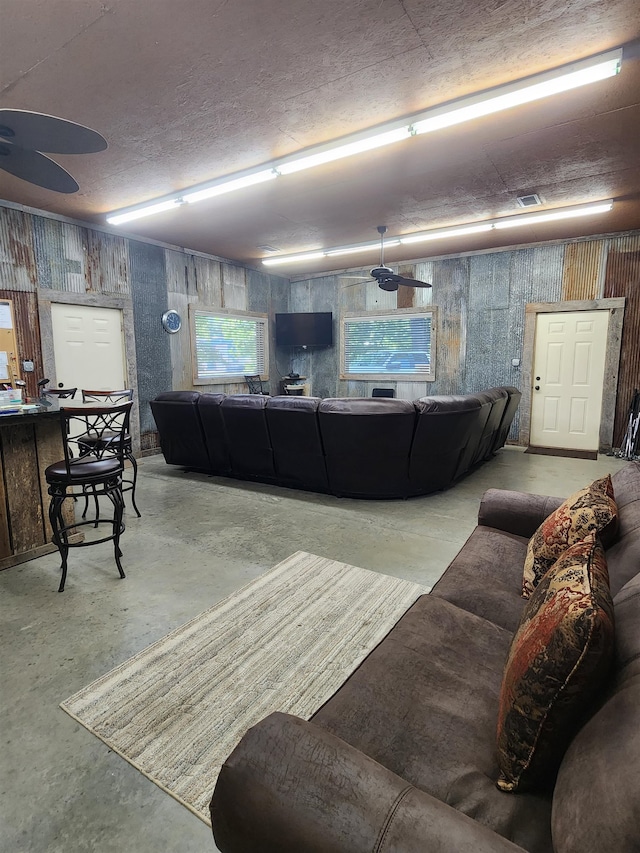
[522,474,618,599]
[497,534,614,792]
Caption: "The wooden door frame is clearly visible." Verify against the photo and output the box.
[38,291,140,454]
[520,298,625,452]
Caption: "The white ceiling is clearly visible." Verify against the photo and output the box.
[1,0,639,276]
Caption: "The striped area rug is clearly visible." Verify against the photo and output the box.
[60,551,428,825]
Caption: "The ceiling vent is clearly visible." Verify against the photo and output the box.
[516,193,543,208]
[258,244,280,253]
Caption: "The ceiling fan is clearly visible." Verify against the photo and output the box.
[0,109,107,193]
[344,226,432,291]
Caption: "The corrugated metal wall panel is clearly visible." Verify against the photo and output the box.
[0,208,37,291]
[604,233,640,446]
[562,240,606,301]
[32,217,86,292]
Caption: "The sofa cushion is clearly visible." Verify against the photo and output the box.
[497,534,615,793]
[312,594,553,853]
[431,525,528,633]
[522,474,618,598]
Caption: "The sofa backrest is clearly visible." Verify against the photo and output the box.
[265,396,329,492]
[149,391,211,470]
[453,395,493,479]
[551,462,640,853]
[410,395,484,493]
[318,398,416,498]
[471,388,509,465]
[197,393,230,473]
[491,387,522,455]
[220,394,276,481]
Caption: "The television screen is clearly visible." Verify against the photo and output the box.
[275,312,333,347]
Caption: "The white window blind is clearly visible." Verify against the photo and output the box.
[343,311,434,376]
[193,310,267,382]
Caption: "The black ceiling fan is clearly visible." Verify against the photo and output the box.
[0,109,107,193]
[370,226,432,291]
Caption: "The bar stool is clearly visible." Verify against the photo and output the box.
[80,389,140,517]
[46,387,78,399]
[45,401,133,592]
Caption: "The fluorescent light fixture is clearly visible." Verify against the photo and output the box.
[261,200,614,266]
[493,200,613,229]
[277,128,411,175]
[183,169,276,203]
[400,224,493,244]
[411,49,621,135]
[106,198,183,226]
[106,48,622,226]
[326,239,400,257]
[262,251,326,267]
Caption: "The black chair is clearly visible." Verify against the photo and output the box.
[372,388,395,398]
[46,387,78,399]
[80,390,140,517]
[245,374,270,395]
[45,401,133,592]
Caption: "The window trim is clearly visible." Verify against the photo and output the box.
[189,305,269,386]
[340,306,437,382]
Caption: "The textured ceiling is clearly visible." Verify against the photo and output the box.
[1,0,639,276]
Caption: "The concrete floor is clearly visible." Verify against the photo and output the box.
[0,447,628,853]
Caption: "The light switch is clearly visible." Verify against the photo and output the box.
[511,358,520,367]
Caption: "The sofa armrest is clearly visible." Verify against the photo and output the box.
[211,712,527,853]
[478,488,564,539]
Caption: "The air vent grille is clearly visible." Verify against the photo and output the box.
[258,245,280,253]
[516,193,542,208]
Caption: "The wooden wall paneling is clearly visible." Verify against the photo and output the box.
[604,234,640,446]
[85,230,130,295]
[430,257,469,394]
[562,240,607,302]
[0,290,44,400]
[194,256,222,305]
[2,423,45,553]
[34,417,75,540]
[0,440,11,558]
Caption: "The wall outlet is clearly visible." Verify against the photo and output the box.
[22,360,34,372]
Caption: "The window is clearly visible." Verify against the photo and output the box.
[191,308,268,384]
[341,308,436,380]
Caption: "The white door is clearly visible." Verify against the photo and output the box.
[530,310,608,451]
[51,304,127,392]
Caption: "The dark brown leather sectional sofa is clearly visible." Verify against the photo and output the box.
[150,386,521,498]
[210,461,640,853]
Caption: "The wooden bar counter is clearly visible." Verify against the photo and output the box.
[0,400,76,571]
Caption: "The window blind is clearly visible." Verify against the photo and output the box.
[343,312,432,375]
[194,311,267,380]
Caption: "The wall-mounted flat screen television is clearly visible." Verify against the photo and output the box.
[275,312,333,347]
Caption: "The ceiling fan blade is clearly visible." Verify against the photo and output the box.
[0,141,79,192]
[0,109,107,154]
[378,279,399,292]
[398,277,433,288]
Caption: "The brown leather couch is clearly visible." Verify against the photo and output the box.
[150,387,521,498]
[210,461,640,853]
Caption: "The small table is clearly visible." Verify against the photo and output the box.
[280,376,309,396]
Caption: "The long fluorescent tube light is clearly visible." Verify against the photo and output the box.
[183,169,277,203]
[277,128,411,175]
[106,48,621,226]
[493,201,613,229]
[106,198,184,226]
[411,50,621,135]
[262,200,614,266]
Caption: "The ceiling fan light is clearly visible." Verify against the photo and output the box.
[106,198,184,225]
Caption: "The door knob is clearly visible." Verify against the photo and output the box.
[534,385,540,391]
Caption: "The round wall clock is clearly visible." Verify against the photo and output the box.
[161,309,182,333]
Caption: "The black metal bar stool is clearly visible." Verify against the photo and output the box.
[45,401,133,592]
[80,389,140,517]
